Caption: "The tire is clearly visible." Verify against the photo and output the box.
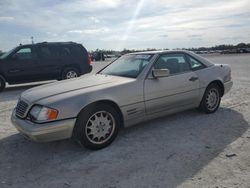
[62,67,80,80]
[198,83,221,113]
[73,104,121,150]
[0,75,6,92]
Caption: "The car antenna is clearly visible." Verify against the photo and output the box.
[31,36,34,44]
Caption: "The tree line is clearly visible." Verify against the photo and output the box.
[93,42,250,54]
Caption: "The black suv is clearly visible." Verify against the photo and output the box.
[0,42,92,91]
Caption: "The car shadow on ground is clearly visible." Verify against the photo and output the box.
[0,108,248,188]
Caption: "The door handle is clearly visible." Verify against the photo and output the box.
[189,76,198,81]
[9,69,22,73]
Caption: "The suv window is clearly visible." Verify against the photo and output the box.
[61,46,72,57]
[40,46,63,60]
[187,55,205,71]
[40,46,52,59]
[154,54,190,75]
[15,48,32,60]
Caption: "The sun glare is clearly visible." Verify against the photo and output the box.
[117,0,145,50]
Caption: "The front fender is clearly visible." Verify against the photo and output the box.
[37,91,119,120]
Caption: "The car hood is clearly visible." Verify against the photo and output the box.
[21,74,133,103]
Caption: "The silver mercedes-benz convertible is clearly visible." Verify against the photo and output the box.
[11,50,233,150]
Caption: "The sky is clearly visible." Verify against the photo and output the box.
[0,0,250,51]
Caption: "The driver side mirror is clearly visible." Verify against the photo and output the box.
[152,69,170,78]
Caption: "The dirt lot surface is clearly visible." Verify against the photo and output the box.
[0,54,250,188]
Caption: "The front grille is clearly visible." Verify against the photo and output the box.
[16,100,29,118]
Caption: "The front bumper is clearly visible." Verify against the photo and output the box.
[224,80,233,95]
[11,109,76,142]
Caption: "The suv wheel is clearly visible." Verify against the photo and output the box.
[73,104,120,150]
[62,68,79,80]
[0,75,6,92]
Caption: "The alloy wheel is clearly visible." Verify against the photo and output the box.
[66,71,78,79]
[205,88,220,111]
[85,111,115,144]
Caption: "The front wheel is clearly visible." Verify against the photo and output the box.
[198,84,221,113]
[73,104,120,150]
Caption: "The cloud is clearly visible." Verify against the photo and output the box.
[95,0,122,8]
[0,0,249,51]
[67,30,83,34]
[67,27,110,35]
[89,17,100,23]
[159,35,168,38]
[0,16,15,22]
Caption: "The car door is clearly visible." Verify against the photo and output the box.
[37,45,62,80]
[4,46,40,83]
[144,53,200,115]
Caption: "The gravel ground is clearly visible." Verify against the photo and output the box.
[0,54,250,188]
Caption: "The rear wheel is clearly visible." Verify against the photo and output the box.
[0,75,6,92]
[62,67,79,80]
[198,83,221,113]
[73,104,120,150]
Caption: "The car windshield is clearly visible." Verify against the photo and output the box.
[0,48,16,59]
[100,54,153,78]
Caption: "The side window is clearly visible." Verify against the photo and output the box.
[187,55,205,71]
[40,46,52,59]
[154,54,190,75]
[73,45,84,57]
[14,48,32,60]
[61,46,72,57]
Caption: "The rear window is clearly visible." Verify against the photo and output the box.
[61,46,72,57]
[69,45,86,58]
[186,55,206,71]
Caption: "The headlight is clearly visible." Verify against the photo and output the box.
[29,105,58,123]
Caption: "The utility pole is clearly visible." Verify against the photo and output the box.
[31,36,34,44]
